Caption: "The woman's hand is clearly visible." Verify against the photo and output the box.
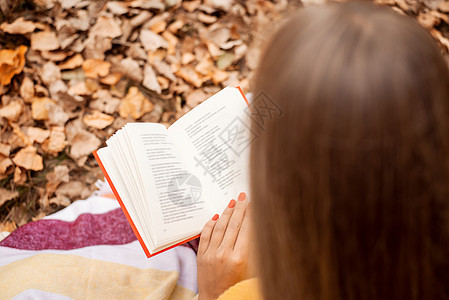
[197,192,251,300]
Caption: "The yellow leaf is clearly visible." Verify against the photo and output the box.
[0,45,27,86]
[82,59,111,78]
[119,87,154,119]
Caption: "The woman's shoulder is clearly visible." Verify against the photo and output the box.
[217,278,261,300]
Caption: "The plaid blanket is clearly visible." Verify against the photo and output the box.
[0,181,198,299]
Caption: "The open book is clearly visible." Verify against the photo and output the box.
[94,87,251,257]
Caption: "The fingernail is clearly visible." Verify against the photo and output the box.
[228,199,236,208]
[212,214,219,221]
[238,192,246,201]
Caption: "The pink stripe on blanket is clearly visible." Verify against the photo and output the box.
[0,208,137,250]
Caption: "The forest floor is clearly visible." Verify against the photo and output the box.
[0,0,448,231]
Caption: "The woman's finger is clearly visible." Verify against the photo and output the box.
[208,198,237,249]
[198,214,219,255]
[219,192,248,249]
[234,201,251,252]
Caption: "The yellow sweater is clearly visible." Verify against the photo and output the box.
[217,278,260,300]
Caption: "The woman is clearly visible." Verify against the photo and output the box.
[197,1,449,299]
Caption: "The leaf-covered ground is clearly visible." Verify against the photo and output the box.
[0,0,448,232]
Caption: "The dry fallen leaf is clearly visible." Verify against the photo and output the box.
[31,97,55,120]
[12,146,44,171]
[82,59,111,78]
[42,127,67,155]
[0,100,23,122]
[55,180,90,200]
[30,31,59,51]
[100,72,122,85]
[0,188,18,207]
[176,66,205,88]
[70,130,101,158]
[119,87,154,119]
[83,110,114,129]
[118,57,143,82]
[40,61,62,85]
[0,156,13,174]
[46,165,69,195]
[0,143,11,156]
[0,17,36,35]
[0,45,27,86]
[143,64,161,93]
[22,126,50,144]
[140,29,169,52]
[13,167,27,185]
[20,76,35,102]
[59,54,84,70]
[90,16,122,38]
[49,194,71,207]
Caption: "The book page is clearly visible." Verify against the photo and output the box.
[123,123,210,244]
[168,87,252,214]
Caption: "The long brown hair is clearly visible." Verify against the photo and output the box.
[250,2,449,300]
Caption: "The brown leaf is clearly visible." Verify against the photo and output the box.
[0,45,27,86]
[197,12,218,24]
[119,86,154,119]
[59,54,84,70]
[83,110,114,129]
[21,126,50,144]
[176,67,205,88]
[41,50,70,62]
[0,188,18,207]
[40,61,62,85]
[89,90,121,114]
[0,143,11,156]
[31,97,55,120]
[212,69,229,84]
[20,76,35,102]
[42,127,67,155]
[68,79,97,96]
[12,146,44,171]
[0,221,17,233]
[90,16,122,38]
[31,31,59,51]
[0,100,23,122]
[0,156,13,174]
[83,35,112,60]
[100,72,122,85]
[118,57,143,82]
[48,103,71,126]
[140,29,169,52]
[186,89,208,108]
[417,12,439,29]
[49,194,71,207]
[0,17,36,35]
[143,64,161,93]
[46,165,69,195]
[439,1,449,12]
[82,59,111,78]
[13,167,27,185]
[70,130,101,158]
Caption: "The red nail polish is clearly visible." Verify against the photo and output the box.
[238,192,246,201]
[212,214,219,221]
[228,199,236,208]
